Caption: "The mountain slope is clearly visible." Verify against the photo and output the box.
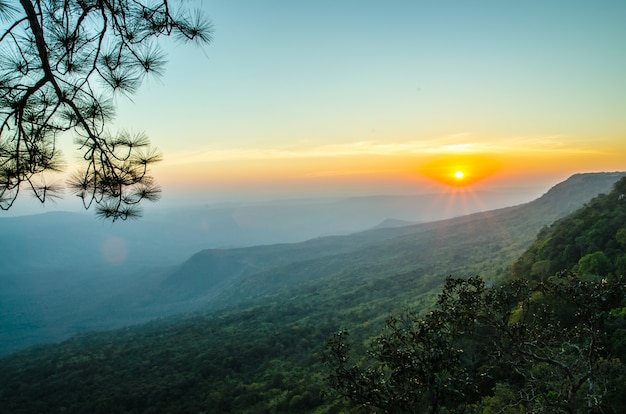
[159,172,626,310]
[513,175,626,279]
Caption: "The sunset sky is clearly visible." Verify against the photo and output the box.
[13,1,626,212]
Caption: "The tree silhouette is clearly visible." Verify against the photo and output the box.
[0,0,212,220]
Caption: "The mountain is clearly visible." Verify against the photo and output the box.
[0,173,624,413]
[371,218,419,229]
[156,172,626,311]
[0,189,534,272]
[513,174,626,279]
[0,189,534,356]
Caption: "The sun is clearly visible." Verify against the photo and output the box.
[420,155,501,188]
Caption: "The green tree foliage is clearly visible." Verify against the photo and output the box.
[0,301,335,413]
[513,176,626,280]
[578,251,612,276]
[325,273,626,413]
[325,277,489,413]
[0,0,212,219]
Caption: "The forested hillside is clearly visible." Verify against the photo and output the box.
[0,173,624,413]
[513,175,626,279]
[327,176,626,413]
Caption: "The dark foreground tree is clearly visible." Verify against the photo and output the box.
[0,0,212,220]
[325,274,626,413]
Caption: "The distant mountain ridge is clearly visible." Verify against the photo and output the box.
[157,172,626,311]
[371,218,419,229]
[0,188,542,272]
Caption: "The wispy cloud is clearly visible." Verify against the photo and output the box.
[163,134,603,166]
[304,168,408,178]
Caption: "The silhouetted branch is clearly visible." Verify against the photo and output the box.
[0,0,213,219]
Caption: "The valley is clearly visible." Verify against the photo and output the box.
[0,184,552,356]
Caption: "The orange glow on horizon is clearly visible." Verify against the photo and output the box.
[420,155,501,187]
[154,144,625,198]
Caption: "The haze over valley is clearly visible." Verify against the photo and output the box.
[0,182,540,356]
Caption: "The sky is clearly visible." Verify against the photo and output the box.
[10,1,626,212]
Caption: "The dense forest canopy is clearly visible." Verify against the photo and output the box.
[513,176,626,280]
[326,273,626,413]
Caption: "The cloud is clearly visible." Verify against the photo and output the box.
[162,134,603,166]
